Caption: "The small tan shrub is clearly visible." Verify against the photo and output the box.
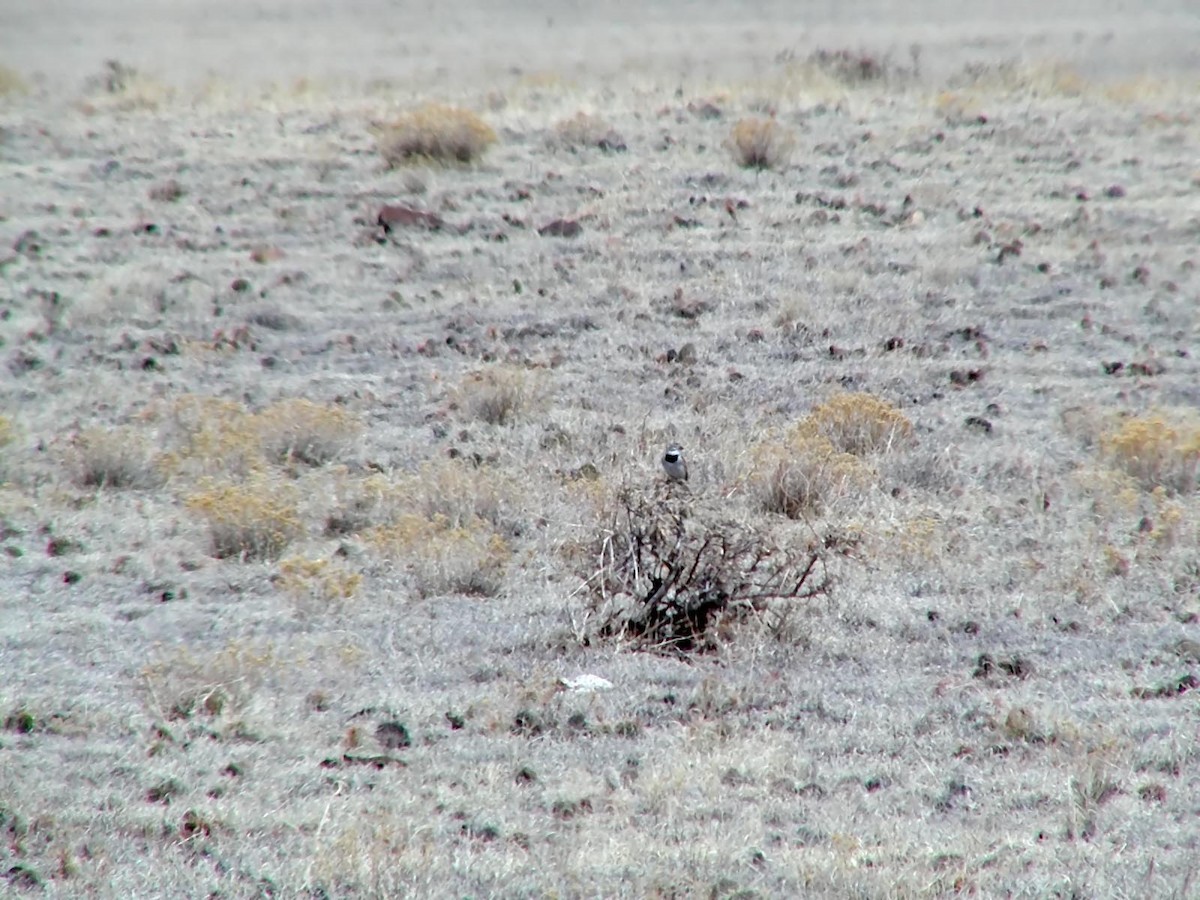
[377,104,496,166]
[276,556,362,615]
[325,471,399,536]
[455,365,533,426]
[186,476,304,560]
[157,395,268,479]
[0,415,16,483]
[370,514,509,597]
[70,426,164,489]
[81,59,173,112]
[551,112,624,151]
[749,430,872,518]
[807,392,915,456]
[256,398,362,466]
[408,458,519,532]
[1101,412,1200,494]
[728,117,795,171]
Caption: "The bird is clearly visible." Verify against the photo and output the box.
[661,442,688,482]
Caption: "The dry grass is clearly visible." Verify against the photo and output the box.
[746,394,909,518]
[454,365,535,426]
[4,19,1200,896]
[1100,411,1200,494]
[69,426,164,489]
[255,398,362,466]
[369,513,509,597]
[276,555,362,615]
[185,476,304,560]
[727,116,795,170]
[376,103,496,166]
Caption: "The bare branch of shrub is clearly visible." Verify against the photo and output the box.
[580,484,840,654]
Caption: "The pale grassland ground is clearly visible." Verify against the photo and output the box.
[2,3,1200,897]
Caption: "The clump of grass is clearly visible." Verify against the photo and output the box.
[276,556,362,615]
[0,415,16,483]
[807,392,915,455]
[186,476,304,560]
[408,458,519,533]
[376,103,496,166]
[750,429,872,518]
[1101,412,1199,494]
[807,48,894,85]
[325,471,399,536]
[370,514,509,597]
[70,426,164,489]
[747,393,910,518]
[256,398,362,466]
[157,395,268,479]
[728,117,795,170]
[142,640,285,722]
[455,365,534,426]
[551,112,624,151]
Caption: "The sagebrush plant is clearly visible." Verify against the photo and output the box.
[276,556,362,615]
[728,117,795,170]
[0,415,15,483]
[186,476,304,560]
[370,513,509,597]
[157,395,268,479]
[750,429,871,518]
[807,392,915,456]
[70,426,164,489]
[747,394,910,518]
[325,471,399,536]
[1100,412,1200,494]
[455,365,534,426]
[377,103,496,166]
[407,458,519,532]
[256,398,362,466]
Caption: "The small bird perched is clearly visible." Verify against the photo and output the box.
[661,442,689,482]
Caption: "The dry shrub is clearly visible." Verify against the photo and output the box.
[186,476,304,560]
[407,458,519,533]
[807,48,897,85]
[70,426,164,489]
[750,430,872,519]
[81,59,173,112]
[370,514,509,597]
[455,365,533,426]
[728,117,795,171]
[0,415,15,483]
[142,640,285,722]
[551,112,625,151]
[256,398,362,466]
[580,484,836,654]
[949,59,1085,97]
[807,392,915,456]
[1101,412,1200,494]
[276,556,362,615]
[377,104,496,166]
[748,393,910,518]
[157,395,267,479]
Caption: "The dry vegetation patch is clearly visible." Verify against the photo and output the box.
[376,103,496,166]
[727,116,795,170]
[579,483,837,653]
[747,393,911,518]
[185,476,304,560]
[1101,411,1199,495]
[370,513,509,597]
[454,365,536,426]
[68,426,164,490]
